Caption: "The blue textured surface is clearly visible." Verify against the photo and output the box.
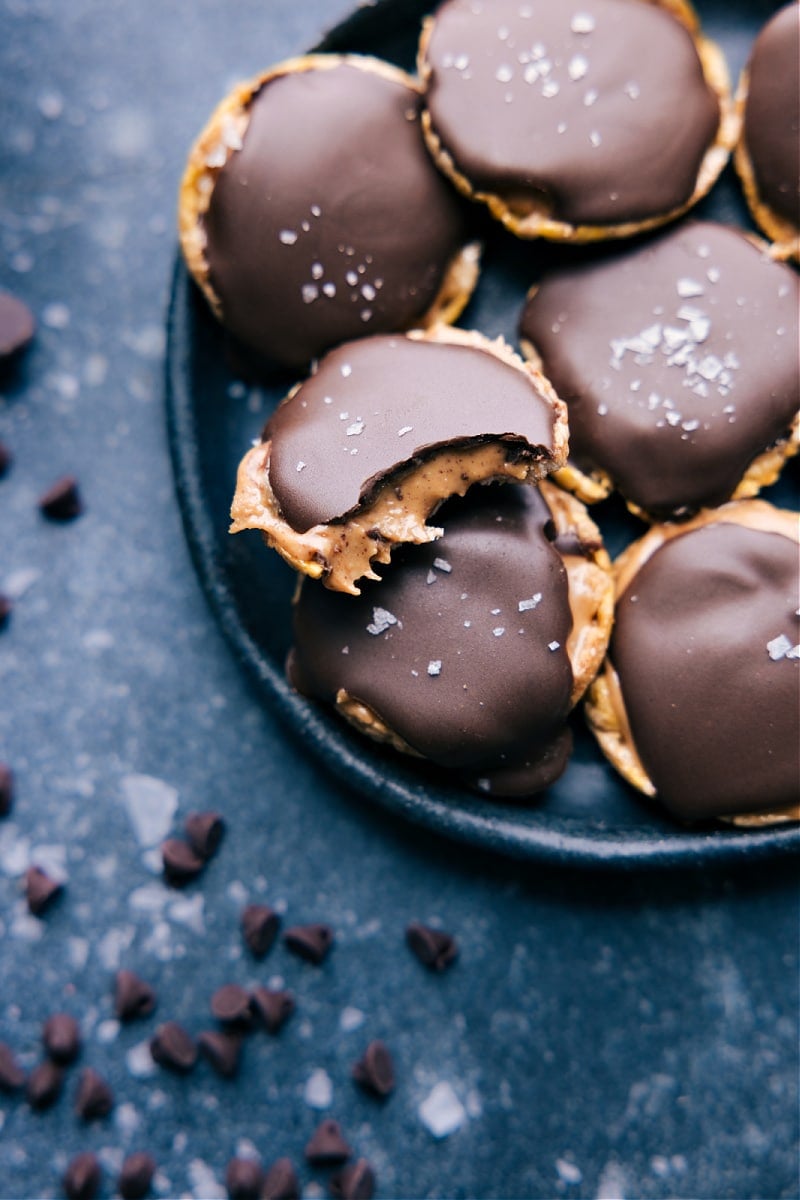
[0,1,798,1198]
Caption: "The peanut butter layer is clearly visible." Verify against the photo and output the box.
[230,328,568,593]
[586,501,800,824]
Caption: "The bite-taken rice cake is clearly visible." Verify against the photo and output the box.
[179,55,480,369]
[289,481,613,798]
[230,327,568,594]
[519,220,799,520]
[586,500,800,825]
[735,3,800,261]
[418,0,735,241]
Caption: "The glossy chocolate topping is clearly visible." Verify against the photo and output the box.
[290,485,574,785]
[422,0,720,226]
[266,335,561,532]
[520,221,799,516]
[743,4,800,227]
[611,521,800,820]
[203,61,468,368]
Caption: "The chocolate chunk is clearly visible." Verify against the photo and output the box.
[249,987,295,1034]
[43,1012,81,1064]
[261,1158,300,1200]
[406,922,458,971]
[0,762,14,816]
[0,594,11,632]
[114,969,157,1022]
[225,1156,263,1200]
[74,1066,114,1120]
[0,1041,25,1091]
[38,475,83,521]
[241,903,280,958]
[0,291,35,360]
[63,1152,101,1200]
[352,1040,395,1099]
[118,1152,157,1200]
[198,1030,242,1078]
[26,1059,64,1109]
[0,438,12,476]
[304,1119,352,1166]
[284,923,334,965]
[149,1021,197,1073]
[329,1160,376,1200]
[185,810,225,860]
[25,864,63,915]
[210,983,252,1026]
[161,838,205,887]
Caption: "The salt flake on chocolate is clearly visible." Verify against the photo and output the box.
[367,607,399,636]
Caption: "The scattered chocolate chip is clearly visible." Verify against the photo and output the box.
[197,1030,241,1078]
[210,983,252,1027]
[249,986,295,1034]
[75,1066,114,1120]
[185,810,225,860]
[114,969,157,1022]
[305,1119,352,1166]
[0,291,35,360]
[118,1152,157,1200]
[225,1156,263,1200]
[149,1021,197,1073]
[0,438,12,477]
[63,1151,101,1200]
[0,594,11,632]
[284,923,334,965]
[261,1158,300,1200]
[405,922,458,971]
[0,1041,25,1091]
[241,903,281,959]
[329,1159,376,1200]
[38,474,83,521]
[352,1040,394,1099]
[25,863,63,915]
[0,763,14,817]
[161,838,205,887]
[117,1152,155,1200]
[26,1059,64,1109]
[42,1012,81,1064]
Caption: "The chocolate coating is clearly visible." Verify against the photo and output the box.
[611,520,800,820]
[267,335,562,532]
[204,61,468,367]
[520,221,799,517]
[743,4,800,227]
[290,485,574,791]
[422,0,720,226]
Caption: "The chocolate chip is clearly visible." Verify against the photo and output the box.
[38,475,83,521]
[26,1059,64,1109]
[261,1158,299,1200]
[114,969,157,1022]
[304,1119,352,1166]
[241,903,280,958]
[329,1160,376,1200]
[161,838,205,887]
[284,923,334,965]
[25,864,63,915]
[74,1066,114,1120]
[405,922,458,971]
[0,763,14,817]
[210,983,252,1027]
[118,1152,157,1200]
[197,1030,241,1078]
[0,594,11,632]
[352,1040,394,1098]
[224,1156,263,1200]
[0,438,12,477]
[63,1151,101,1200]
[0,1041,25,1091]
[0,291,35,360]
[249,986,295,1034]
[43,1012,81,1064]
[149,1021,197,1073]
[185,810,225,860]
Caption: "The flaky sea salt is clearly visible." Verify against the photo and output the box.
[367,607,399,636]
[419,1082,466,1138]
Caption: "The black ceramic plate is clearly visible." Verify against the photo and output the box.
[166,0,799,869]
